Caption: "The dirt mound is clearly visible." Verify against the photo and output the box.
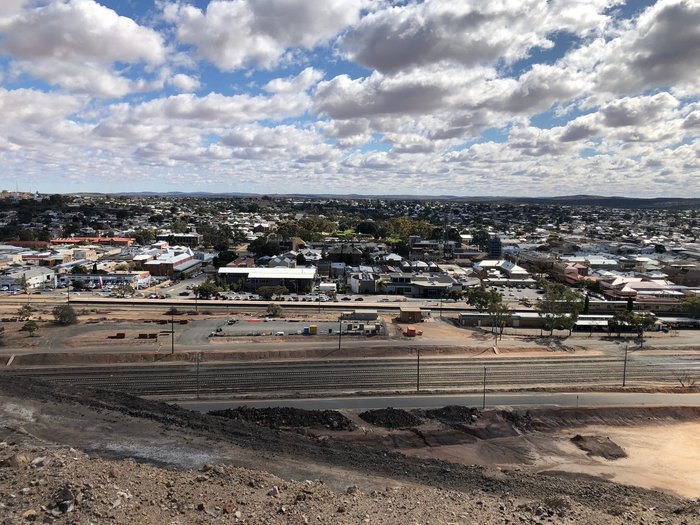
[359,408,422,429]
[209,406,353,431]
[0,377,693,522]
[571,434,627,460]
[419,405,480,425]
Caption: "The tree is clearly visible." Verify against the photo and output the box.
[465,284,493,312]
[295,252,307,266]
[609,311,657,345]
[17,304,34,321]
[681,296,700,318]
[19,275,28,294]
[633,311,657,347]
[487,295,513,340]
[133,228,155,246]
[113,284,135,297]
[472,229,490,250]
[248,237,281,257]
[257,285,288,300]
[21,320,38,337]
[71,264,88,275]
[536,282,584,336]
[192,279,220,299]
[53,304,78,325]
[266,303,282,317]
[171,219,189,233]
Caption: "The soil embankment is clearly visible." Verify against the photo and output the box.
[1,377,699,523]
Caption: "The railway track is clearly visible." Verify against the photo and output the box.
[4,355,698,397]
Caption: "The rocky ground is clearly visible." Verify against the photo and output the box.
[1,378,699,524]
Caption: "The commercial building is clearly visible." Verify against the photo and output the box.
[218,267,317,293]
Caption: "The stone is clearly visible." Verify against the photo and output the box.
[21,509,37,521]
[30,456,47,467]
[53,487,75,514]
[6,453,30,469]
[267,486,280,497]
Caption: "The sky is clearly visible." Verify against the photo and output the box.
[0,0,699,197]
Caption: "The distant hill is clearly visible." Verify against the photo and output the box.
[93,192,699,210]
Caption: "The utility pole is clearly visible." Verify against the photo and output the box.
[338,316,342,352]
[171,312,175,355]
[482,367,487,409]
[195,352,202,398]
[416,348,420,392]
[622,344,629,387]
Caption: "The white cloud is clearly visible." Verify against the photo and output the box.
[0,0,28,18]
[264,67,323,93]
[340,0,617,74]
[596,0,700,95]
[165,0,363,71]
[0,0,167,97]
[170,73,201,93]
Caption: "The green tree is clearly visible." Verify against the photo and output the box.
[21,320,38,337]
[133,228,155,245]
[53,304,78,325]
[248,237,281,257]
[487,295,513,340]
[632,312,657,347]
[472,229,490,251]
[113,284,135,297]
[71,264,88,275]
[266,303,282,317]
[171,219,189,233]
[465,284,493,312]
[681,296,700,318]
[536,282,584,336]
[17,304,34,321]
[257,285,288,300]
[192,279,220,299]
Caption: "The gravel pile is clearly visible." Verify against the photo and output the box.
[571,434,628,460]
[358,408,422,429]
[4,442,693,525]
[418,405,480,425]
[209,407,354,431]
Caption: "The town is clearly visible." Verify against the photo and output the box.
[0,191,698,336]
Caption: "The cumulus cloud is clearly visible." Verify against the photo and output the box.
[0,0,698,196]
[170,73,201,93]
[596,0,700,94]
[0,0,167,97]
[164,0,363,70]
[340,0,617,74]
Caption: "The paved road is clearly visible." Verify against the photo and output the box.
[178,391,700,412]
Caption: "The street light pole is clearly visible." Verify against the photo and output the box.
[622,344,629,387]
[171,312,175,355]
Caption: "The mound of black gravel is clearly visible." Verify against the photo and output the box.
[358,407,422,429]
[419,405,479,425]
[208,406,353,431]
